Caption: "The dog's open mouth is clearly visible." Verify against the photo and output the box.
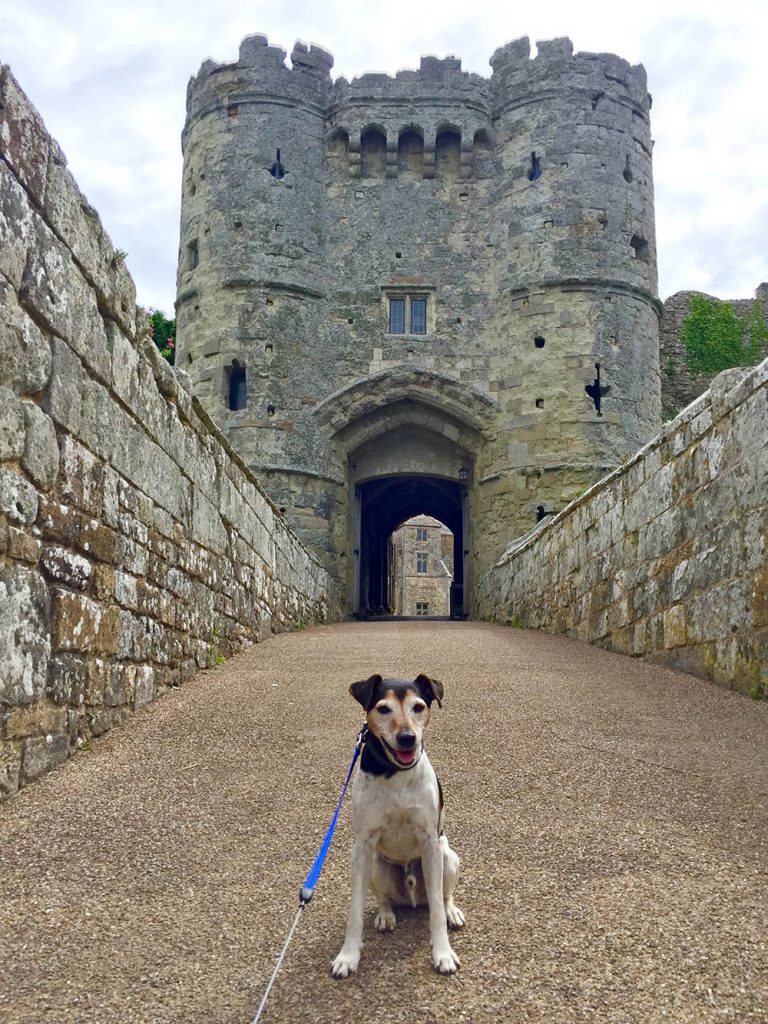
[382,739,419,767]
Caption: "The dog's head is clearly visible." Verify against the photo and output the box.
[349,674,444,769]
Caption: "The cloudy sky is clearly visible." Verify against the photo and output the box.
[2,0,766,316]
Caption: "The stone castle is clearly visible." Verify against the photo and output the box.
[1,35,766,800]
[176,34,661,617]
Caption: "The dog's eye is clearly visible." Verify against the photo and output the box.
[412,703,426,714]
[375,704,392,715]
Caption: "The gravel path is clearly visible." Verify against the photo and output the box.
[1,621,767,1024]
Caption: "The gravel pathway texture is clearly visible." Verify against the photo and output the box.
[1,621,767,1024]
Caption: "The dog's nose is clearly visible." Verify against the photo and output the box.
[397,731,416,750]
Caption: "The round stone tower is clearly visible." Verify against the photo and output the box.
[177,35,336,553]
[486,37,660,476]
[176,34,662,615]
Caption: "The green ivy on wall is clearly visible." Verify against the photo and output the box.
[681,294,767,376]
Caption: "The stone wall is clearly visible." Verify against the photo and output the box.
[660,286,768,421]
[0,67,339,799]
[478,359,767,697]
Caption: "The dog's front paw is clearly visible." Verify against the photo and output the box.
[446,901,465,930]
[374,908,396,932]
[432,943,460,974]
[331,946,361,979]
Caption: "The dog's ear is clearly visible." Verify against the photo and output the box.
[349,674,382,709]
[414,673,444,708]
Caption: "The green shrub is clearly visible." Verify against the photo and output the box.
[147,307,176,365]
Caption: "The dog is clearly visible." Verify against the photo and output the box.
[331,673,464,978]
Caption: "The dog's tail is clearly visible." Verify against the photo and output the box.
[404,862,419,908]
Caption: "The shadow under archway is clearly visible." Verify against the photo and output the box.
[356,474,467,619]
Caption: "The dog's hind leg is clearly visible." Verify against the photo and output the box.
[370,857,398,932]
[441,835,465,930]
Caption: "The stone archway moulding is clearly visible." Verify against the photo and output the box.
[312,366,499,441]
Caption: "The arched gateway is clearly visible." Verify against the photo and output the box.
[175,33,662,616]
[313,368,493,617]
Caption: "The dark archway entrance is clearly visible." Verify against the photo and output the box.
[355,474,467,618]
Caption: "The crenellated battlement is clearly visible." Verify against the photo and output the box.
[184,33,651,143]
[490,36,650,117]
[184,33,334,134]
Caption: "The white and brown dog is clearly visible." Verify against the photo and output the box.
[331,673,464,978]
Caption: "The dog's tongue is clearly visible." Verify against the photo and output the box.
[396,749,416,765]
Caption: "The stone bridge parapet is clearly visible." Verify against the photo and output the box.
[0,66,339,799]
[478,358,768,696]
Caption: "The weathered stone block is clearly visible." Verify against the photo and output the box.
[105,664,135,708]
[38,497,82,549]
[0,161,34,291]
[7,525,41,564]
[663,604,686,649]
[78,518,121,565]
[42,335,84,434]
[0,280,52,397]
[21,401,59,490]
[40,545,92,589]
[84,658,109,707]
[5,704,67,740]
[114,570,138,610]
[0,467,38,525]
[19,213,72,335]
[51,589,120,655]
[91,564,116,602]
[47,653,88,706]
[21,734,69,784]
[111,324,141,411]
[0,565,50,705]
[134,666,155,709]
[116,610,154,661]
[0,743,22,798]
[192,488,229,555]
[55,436,104,516]
[0,385,26,459]
[0,66,49,202]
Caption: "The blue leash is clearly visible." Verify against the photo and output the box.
[251,725,368,1023]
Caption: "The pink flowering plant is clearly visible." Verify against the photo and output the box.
[147,307,176,365]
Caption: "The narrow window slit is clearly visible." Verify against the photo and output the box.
[227,361,247,411]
